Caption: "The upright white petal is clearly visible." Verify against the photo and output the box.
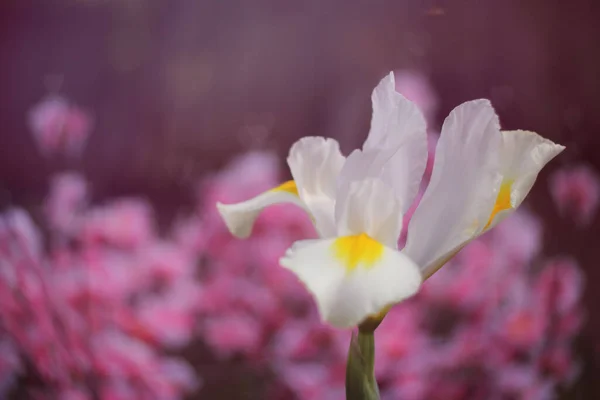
[335,178,403,249]
[404,100,503,278]
[280,236,421,329]
[217,181,305,238]
[337,147,398,197]
[357,72,428,212]
[287,137,346,237]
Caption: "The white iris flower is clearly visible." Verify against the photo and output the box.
[217,72,564,329]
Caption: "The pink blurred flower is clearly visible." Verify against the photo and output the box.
[501,309,548,349]
[488,209,542,265]
[45,172,88,236]
[0,202,201,399]
[134,292,198,348]
[495,367,555,400]
[0,207,43,258]
[202,314,263,359]
[550,164,600,226]
[1,142,585,399]
[171,214,209,255]
[0,340,21,395]
[386,371,429,400]
[28,95,93,157]
[277,363,331,400]
[82,199,155,248]
[494,277,549,350]
[375,306,425,378]
[536,258,584,315]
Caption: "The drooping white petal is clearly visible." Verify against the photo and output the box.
[484,130,565,229]
[287,137,346,237]
[404,100,503,278]
[505,131,566,206]
[355,72,427,212]
[280,237,422,328]
[217,181,306,238]
[335,178,403,249]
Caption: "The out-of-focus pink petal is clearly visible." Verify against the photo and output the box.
[82,199,155,248]
[536,258,584,315]
[45,172,88,236]
[489,208,542,265]
[28,95,92,157]
[550,164,600,226]
[202,314,263,358]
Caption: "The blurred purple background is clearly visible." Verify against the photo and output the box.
[1,1,599,399]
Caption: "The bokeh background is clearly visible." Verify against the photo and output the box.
[1,0,599,399]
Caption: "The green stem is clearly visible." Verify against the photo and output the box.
[345,330,380,400]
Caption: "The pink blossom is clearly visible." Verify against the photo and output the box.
[202,314,263,359]
[1,143,586,399]
[28,95,93,157]
[45,172,88,236]
[0,204,200,399]
[536,258,584,315]
[134,293,197,348]
[488,209,542,265]
[0,340,20,395]
[59,387,93,400]
[0,207,43,258]
[375,307,425,378]
[277,363,331,400]
[171,214,208,255]
[550,164,600,226]
[493,277,549,350]
[82,199,155,248]
[386,371,429,400]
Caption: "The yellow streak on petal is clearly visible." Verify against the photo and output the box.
[485,179,514,229]
[271,180,298,196]
[332,233,384,272]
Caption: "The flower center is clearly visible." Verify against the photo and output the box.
[272,180,298,195]
[332,233,384,271]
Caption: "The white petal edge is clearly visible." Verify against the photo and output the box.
[280,238,422,328]
[404,99,503,278]
[502,130,565,209]
[486,130,565,229]
[287,137,346,237]
[335,178,403,249]
[357,72,428,212]
[216,188,306,239]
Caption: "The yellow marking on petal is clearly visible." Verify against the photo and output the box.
[332,233,384,272]
[271,180,299,196]
[484,179,514,229]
